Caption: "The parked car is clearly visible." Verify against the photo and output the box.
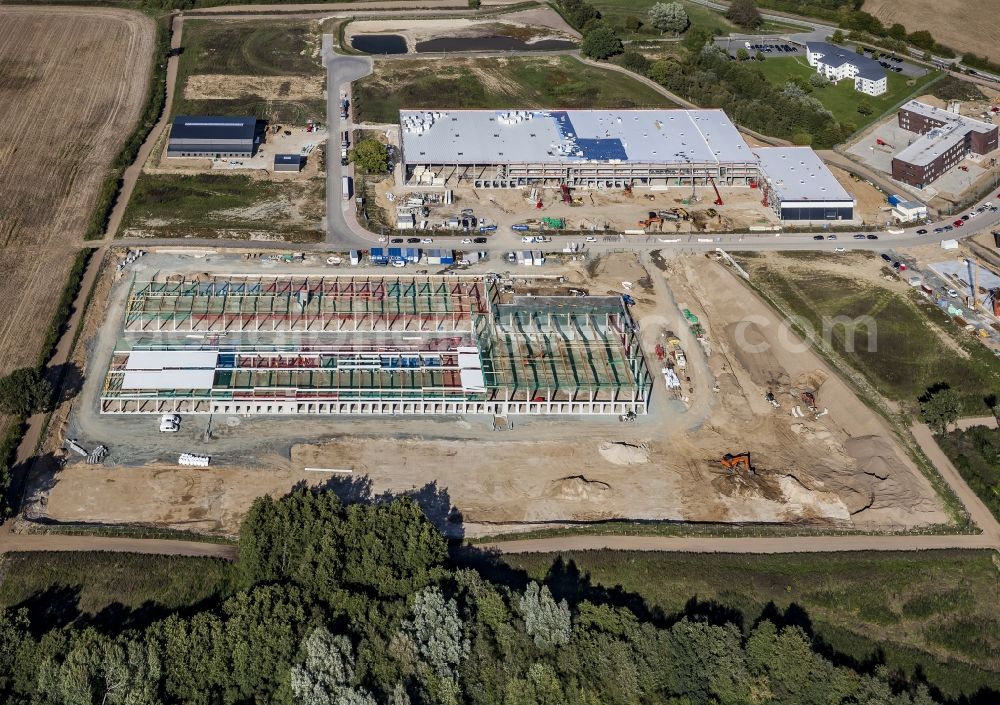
[473,237,488,244]
[934,227,944,233]
[585,236,597,242]
[834,247,846,252]
[420,238,433,244]
[461,238,472,244]
[880,253,892,262]
[390,238,403,243]
[407,237,421,243]
[867,234,879,239]
[954,220,965,227]
[916,229,927,234]
[942,225,953,231]
[853,233,866,240]
[827,234,837,240]
[159,414,180,433]
[947,288,959,298]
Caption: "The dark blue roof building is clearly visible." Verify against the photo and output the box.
[167,116,261,158]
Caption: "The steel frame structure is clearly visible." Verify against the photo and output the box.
[102,275,652,416]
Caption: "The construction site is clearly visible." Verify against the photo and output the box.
[99,273,651,417]
[20,249,947,538]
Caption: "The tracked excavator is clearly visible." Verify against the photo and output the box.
[720,452,754,475]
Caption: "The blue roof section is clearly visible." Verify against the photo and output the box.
[806,42,885,81]
[274,154,304,164]
[550,111,629,160]
[171,116,258,141]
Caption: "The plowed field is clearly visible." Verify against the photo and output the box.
[0,7,154,431]
[864,0,999,64]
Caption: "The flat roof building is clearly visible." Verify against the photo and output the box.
[168,116,261,158]
[892,101,998,188]
[400,108,855,222]
[274,154,304,172]
[805,42,886,96]
[753,147,855,221]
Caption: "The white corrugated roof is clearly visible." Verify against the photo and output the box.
[753,147,854,204]
[121,369,217,390]
[459,368,486,392]
[125,350,219,371]
[401,109,754,166]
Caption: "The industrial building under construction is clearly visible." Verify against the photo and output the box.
[100,274,652,416]
[400,108,855,221]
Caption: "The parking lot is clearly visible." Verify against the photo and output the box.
[716,37,801,59]
[857,47,928,78]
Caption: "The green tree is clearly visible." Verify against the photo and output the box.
[518,583,571,649]
[888,23,907,40]
[291,627,375,705]
[403,587,469,680]
[623,16,642,34]
[736,47,749,61]
[831,29,845,44]
[808,72,830,88]
[856,99,873,116]
[647,2,688,35]
[725,0,762,29]
[0,367,52,418]
[620,50,651,75]
[580,24,623,60]
[921,387,962,434]
[351,139,389,174]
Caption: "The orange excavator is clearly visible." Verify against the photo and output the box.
[720,452,754,475]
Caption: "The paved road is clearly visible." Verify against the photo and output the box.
[322,35,373,248]
[686,0,833,44]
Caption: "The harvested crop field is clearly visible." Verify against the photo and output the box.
[864,0,1000,63]
[0,6,153,422]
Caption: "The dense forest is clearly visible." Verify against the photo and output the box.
[0,489,948,705]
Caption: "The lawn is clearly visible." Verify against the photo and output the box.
[173,19,324,124]
[119,173,324,242]
[502,550,1000,700]
[741,253,1000,414]
[0,552,235,633]
[750,55,940,132]
[353,55,674,124]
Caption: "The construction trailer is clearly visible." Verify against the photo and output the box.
[274,154,304,172]
[101,274,652,416]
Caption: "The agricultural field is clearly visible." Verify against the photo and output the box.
[353,55,674,124]
[864,0,1000,64]
[119,173,325,242]
[590,0,808,40]
[738,252,1000,414]
[751,56,939,133]
[0,7,154,422]
[173,19,324,124]
[504,550,1000,700]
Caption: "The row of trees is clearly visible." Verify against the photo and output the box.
[0,489,949,704]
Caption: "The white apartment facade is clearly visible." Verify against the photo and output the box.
[806,42,887,96]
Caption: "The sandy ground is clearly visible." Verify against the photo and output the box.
[376,181,780,234]
[0,6,154,436]
[34,252,947,536]
[184,74,324,101]
[830,165,888,224]
[864,0,1000,64]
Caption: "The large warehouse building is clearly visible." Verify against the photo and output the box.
[892,101,999,187]
[100,274,652,417]
[167,116,262,158]
[400,109,854,222]
[753,147,856,221]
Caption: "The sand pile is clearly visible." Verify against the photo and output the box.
[598,441,650,465]
[844,436,898,480]
[545,475,611,501]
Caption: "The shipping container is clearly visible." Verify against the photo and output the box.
[342,175,351,200]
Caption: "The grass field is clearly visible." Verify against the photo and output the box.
[751,56,939,132]
[591,0,808,40]
[173,19,324,124]
[503,550,1000,699]
[740,253,1000,414]
[119,173,324,242]
[937,425,1000,521]
[353,55,673,124]
[0,552,234,632]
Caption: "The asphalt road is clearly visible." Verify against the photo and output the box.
[322,36,374,249]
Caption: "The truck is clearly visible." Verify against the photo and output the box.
[342,175,351,201]
[340,93,349,120]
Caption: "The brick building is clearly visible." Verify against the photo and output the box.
[891,101,998,188]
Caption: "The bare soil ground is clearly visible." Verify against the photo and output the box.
[864,0,1000,64]
[830,165,888,223]
[184,74,324,101]
[35,252,946,536]
[0,6,153,431]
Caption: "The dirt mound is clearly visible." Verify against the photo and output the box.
[844,436,899,480]
[794,370,828,392]
[598,441,650,465]
[545,475,611,501]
